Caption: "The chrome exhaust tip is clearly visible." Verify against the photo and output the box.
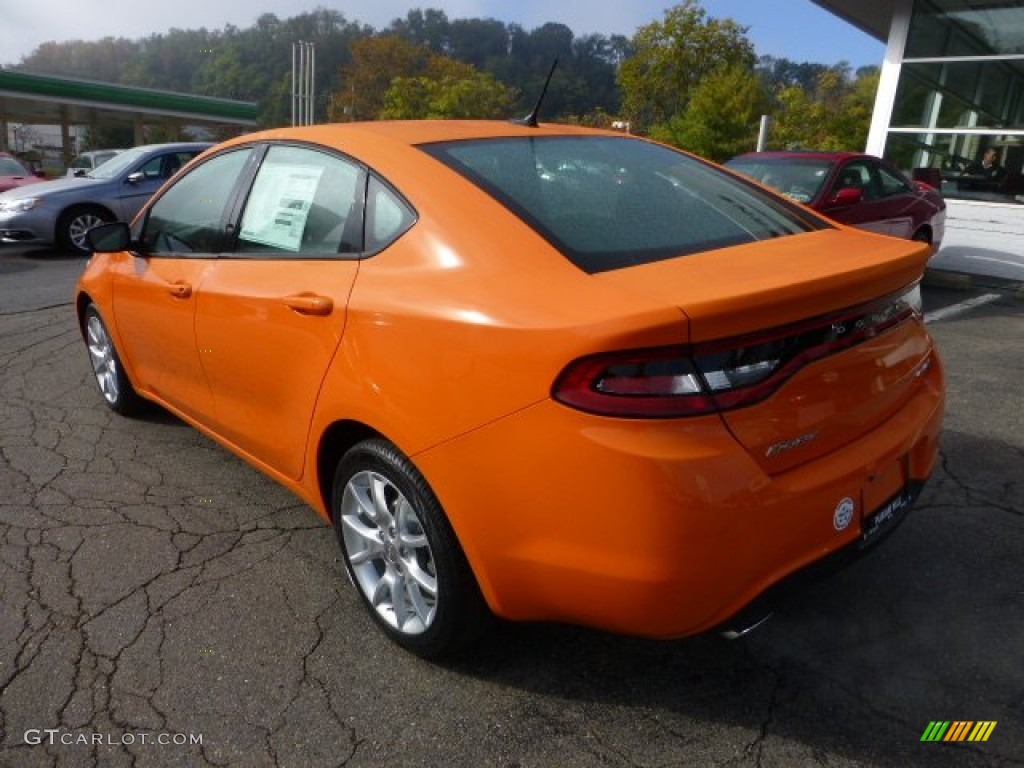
[720,612,773,640]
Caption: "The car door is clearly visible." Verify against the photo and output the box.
[113,149,204,222]
[193,143,366,479]
[818,159,893,236]
[873,161,922,239]
[110,147,256,422]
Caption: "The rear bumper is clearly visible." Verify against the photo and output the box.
[415,348,945,639]
[716,479,926,637]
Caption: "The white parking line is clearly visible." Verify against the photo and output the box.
[924,293,1002,324]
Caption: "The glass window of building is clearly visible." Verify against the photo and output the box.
[886,0,1024,204]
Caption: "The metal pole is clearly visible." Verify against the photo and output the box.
[300,42,307,126]
[291,43,296,127]
[757,115,771,152]
[308,43,315,125]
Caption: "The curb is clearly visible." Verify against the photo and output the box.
[923,268,1024,301]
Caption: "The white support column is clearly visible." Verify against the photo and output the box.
[59,106,73,169]
[866,0,914,156]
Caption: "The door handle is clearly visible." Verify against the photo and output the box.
[169,281,192,299]
[282,293,334,316]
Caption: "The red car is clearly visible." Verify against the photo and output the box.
[725,151,945,250]
[0,152,45,194]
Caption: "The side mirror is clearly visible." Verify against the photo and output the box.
[126,171,145,185]
[86,222,132,253]
[34,169,47,178]
[829,187,863,206]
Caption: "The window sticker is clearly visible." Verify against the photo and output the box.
[240,164,324,251]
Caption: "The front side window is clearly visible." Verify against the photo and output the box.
[834,161,879,200]
[141,148,253,255]
[236,145,365,256]
[423,136,824,273]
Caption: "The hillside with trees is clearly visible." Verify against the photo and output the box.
[9,2,879,158]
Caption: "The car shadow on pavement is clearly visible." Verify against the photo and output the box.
[438,428,1022,767]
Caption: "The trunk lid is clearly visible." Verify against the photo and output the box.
[596,229,934,473]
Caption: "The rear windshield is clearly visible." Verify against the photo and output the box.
[421,136,826,273]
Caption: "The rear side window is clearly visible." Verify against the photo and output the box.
[365,176,415,253]
[423,136,825,273]
[878,164,912,197]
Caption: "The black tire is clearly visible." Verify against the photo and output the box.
[332,438,489,658]
[911,227,932,245]
[82,305,144,416]
[58,206,113,256]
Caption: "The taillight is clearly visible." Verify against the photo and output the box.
[553,283,922,418]
[551,348,717,417]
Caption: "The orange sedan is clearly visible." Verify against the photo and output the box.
[77,121,945,658]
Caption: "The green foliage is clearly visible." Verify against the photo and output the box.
[382,73,513,119]
[81,124,135,151]
[327,36,435,121]
[619,1,755,134]
[16,9,369,128]
[655,65,771,161]
[766,64,879,151]
[11,1,879,155]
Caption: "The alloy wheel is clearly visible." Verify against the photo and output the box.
[86,313,120,404]
[339,469,438,635]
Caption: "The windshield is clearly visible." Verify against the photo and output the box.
[724,157,836,204]
[422,136,825,273]
[0,157,29,176]
[87,147,148,180]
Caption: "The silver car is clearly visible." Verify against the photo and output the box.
[66,149,125,177]
[0,142,211,255]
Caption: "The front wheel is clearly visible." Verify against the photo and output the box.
[83,305,144,416]
[59,206,112,256]
[332,439,489,658]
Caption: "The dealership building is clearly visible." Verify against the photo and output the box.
[816,0,1024,279]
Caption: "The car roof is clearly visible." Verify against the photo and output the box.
[731,151,872,162]
[130,141,215,152]
[219,120,618,152]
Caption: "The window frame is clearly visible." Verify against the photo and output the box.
[135,146,259,258]
[133,140,419,262]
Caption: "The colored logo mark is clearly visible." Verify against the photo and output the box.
[921,721,997,742]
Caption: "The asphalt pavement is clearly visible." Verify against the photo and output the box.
[1,244,1022,767]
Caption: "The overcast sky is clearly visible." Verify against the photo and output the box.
[0,0,884,69]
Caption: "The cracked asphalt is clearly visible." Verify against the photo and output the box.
[1,248,1022,767]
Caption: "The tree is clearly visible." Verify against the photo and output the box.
[655,65,771,161]
[328,36,434,121]
[382,72,512,119]
[618,1,755,134]
[766,64,879,151]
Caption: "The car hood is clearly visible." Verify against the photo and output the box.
[0,175,107,201]
[0,176,45,194]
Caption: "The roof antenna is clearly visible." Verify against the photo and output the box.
[511,58,558,128]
